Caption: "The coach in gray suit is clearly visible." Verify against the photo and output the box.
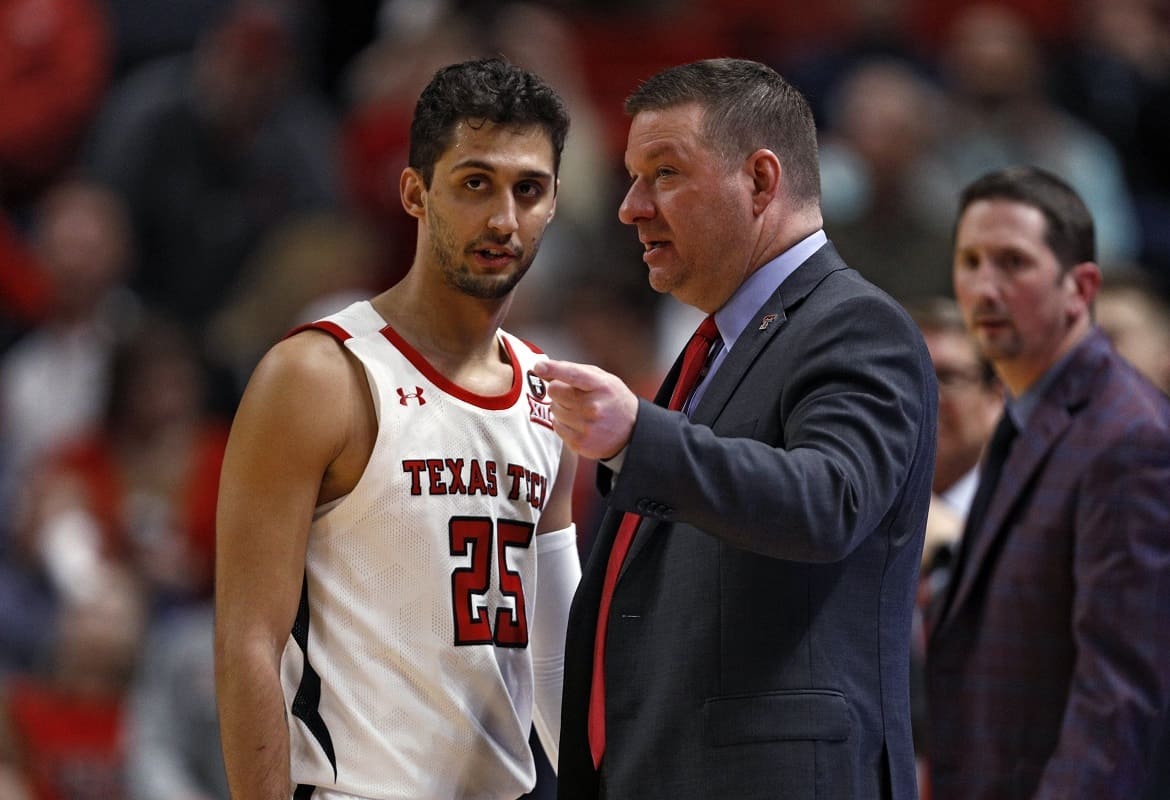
[926,166,1170,799]
[534,59,936,800]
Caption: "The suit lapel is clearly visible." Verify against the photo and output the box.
[690,298,787,426]
[619,244,849,573]
[931,408,1071,635]
[931,332,1103,638]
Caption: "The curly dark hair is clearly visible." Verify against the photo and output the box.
[409,57,570,187]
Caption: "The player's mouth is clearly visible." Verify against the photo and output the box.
[472,246,517,268]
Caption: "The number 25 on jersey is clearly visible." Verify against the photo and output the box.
[449,516,533,647]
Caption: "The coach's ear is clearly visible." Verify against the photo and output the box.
[745,148,780,216]
[401,167,427,221]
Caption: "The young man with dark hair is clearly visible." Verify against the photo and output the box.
[215,57,579,799]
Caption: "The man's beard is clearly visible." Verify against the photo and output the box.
[430,209,536,300]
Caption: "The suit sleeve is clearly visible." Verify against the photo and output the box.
[610,291,934,563]
[1033,421,1170,799]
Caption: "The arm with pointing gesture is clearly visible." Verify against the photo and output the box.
[531,359,639,461]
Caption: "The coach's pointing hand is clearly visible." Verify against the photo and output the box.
[532,360,639,461]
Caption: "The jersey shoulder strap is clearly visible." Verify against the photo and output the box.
[283,300,384,342]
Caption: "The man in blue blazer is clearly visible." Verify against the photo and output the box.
[534,59,936,800]
[926,166,1170,799]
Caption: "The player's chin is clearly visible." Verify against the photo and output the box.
[455,270,526,300]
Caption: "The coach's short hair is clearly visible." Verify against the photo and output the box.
[625,58,821,209]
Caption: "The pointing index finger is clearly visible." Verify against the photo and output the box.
[533,359,602,391]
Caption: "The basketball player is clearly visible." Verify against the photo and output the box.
[214,58,580,799]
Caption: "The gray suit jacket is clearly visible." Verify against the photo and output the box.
[558,242,936,799]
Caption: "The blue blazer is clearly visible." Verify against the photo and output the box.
[927,329,1170,799]
[557,243,937,799]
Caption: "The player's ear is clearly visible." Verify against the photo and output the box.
[401,167,427,221]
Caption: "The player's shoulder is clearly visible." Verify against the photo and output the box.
[249,328,358,403]
[284,300,383,341]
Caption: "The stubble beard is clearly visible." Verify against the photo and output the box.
[973,324,1022,366]
[430,209,534,300]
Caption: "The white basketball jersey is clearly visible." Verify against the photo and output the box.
[279,301,563,800]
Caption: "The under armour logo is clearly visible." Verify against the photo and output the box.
[397,386,426,406]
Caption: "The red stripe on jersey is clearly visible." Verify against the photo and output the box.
[379,324,522,411]
[285,320,353,342]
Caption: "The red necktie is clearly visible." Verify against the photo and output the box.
[587,315,720,768]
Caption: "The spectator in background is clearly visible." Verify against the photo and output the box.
[0,0,111,210]
[927,166,1170,799]
[0,564,147,800]
[205,211,382,400]
[922,3,1140,267]
[0,762,31,799]
[1050,0,1170,178]
[906,296,1003,583]
[0,180,137,523]
[775,0,934,126]
[83,1,339,337]
[1050,0,1170,275]
[13,316,227,615]
[103,0,231,77]
[0,683,33,799]
[126,601,226,800]
[0,212,53,352]
[0,180,138,679]
[1095,266,1170,395]
[818,58,954,302]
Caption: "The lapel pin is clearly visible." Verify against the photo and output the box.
[759,313,778,331]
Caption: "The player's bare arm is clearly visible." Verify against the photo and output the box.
[536,445,577,535]
[215,331,367,799]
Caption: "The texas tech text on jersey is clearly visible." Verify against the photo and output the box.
[401,457,549,509]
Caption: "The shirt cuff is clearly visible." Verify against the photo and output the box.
[600,445,628,474]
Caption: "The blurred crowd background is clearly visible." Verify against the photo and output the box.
[1,0,1169,797]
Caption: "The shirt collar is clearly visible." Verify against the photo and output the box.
[713,229,827,349]
[1004,331,1089,430]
